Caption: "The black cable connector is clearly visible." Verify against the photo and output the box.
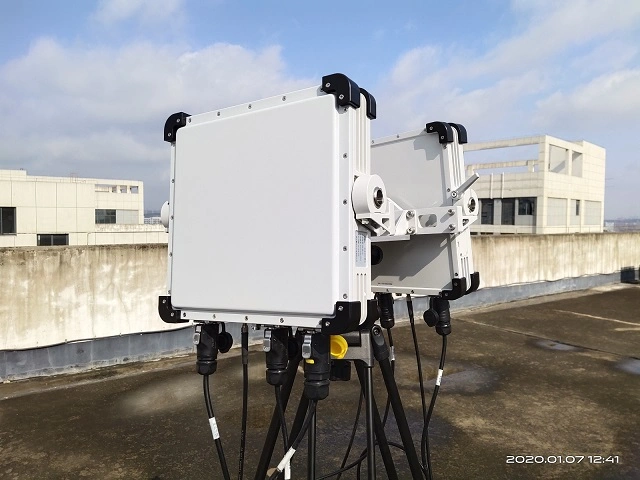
[377,292,395,329]
[266,328,290,386]
[195,323,220,376]
[423,297,451,337]
[303,333,331,401]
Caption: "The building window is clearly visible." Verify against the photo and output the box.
[130,186,139,194]
[0,207,16,234]
[518,198,535,215]
[575,199,580,216]
[95,209,117,224]
[120,186,127,193]
[480,199,494,225]
[501,198,515,225]
[37,234,69,246]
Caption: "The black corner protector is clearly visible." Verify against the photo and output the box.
[448,123,468,144]
[158,296,187,323]
[425,121,454,144]
[361,299,380,329]
[440,277,468,301]
[321,301,362,334]
[466,272,480,295]
[321,73,361,110]
[164,112,191,143]
[359,88,377,120]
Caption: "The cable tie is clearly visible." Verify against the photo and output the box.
[209,416,220,440]
[277,448,296,472]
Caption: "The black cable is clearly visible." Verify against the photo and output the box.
[336,328,394,480]
[335,389,363,480]
[268,400,317,480]
[382,328,395,427]
[407,294,429,473]
[238,326,249,480]
[319,441,429,480]
[203,375,231,480]
[275,385,289,451]
[421,335,447,480]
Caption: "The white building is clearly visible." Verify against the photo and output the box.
[0,170,167,246]
[464,135,606,235]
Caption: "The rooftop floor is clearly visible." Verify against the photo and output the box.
[1,285,639,479]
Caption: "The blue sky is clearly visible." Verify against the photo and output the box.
[1,0,639,218]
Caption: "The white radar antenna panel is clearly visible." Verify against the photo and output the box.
[159,74,378,334]
[367,123,480,299]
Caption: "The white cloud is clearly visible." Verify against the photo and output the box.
[374,0,640,139]
[534,69,640,130]
[477,0,640,77]
[0,38,312,203]
[92,0,186,25]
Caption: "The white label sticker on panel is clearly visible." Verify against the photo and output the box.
[355,232,367,267]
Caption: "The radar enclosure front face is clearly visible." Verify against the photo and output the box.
[166,82,372,331]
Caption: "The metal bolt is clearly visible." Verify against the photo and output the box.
[361,219,369,224]
[170,215,174,220]
[282,96,286,101]
[170,312,174,317]
[454,273,459,277]
[338,306,343,312]
[448,209,454,215]
[343,294,348,299]
[217,112,220,116]
[162,299,167,304]
[440,135,444,140]
[325,82,331,88]
[213,314,216,319]
[183,312,186,317]
[244,316,248,321]
[449,224,455,231]
[343,199,347,205]
[429,126,434,131]
[167,290,171,294]
[188,118,191,123]
[343,153,347,158]
[406,210,415,219]
[280,318,284,323]
[169,252,172,257]
[171,179,175,183]
[167,132,172,137]
[396,134,400,138]
[325,321,331,327]
[338,94,344,100]
[451,191,458,198]
[343,246,347,251]
[248,104,252,109]
[406,227,415,234]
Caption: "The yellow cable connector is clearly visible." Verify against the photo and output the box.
[330,335,348,359]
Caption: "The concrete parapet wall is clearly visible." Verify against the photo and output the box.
[1,232,638,359]
[472,232,640,288]
[0,244,173,350]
